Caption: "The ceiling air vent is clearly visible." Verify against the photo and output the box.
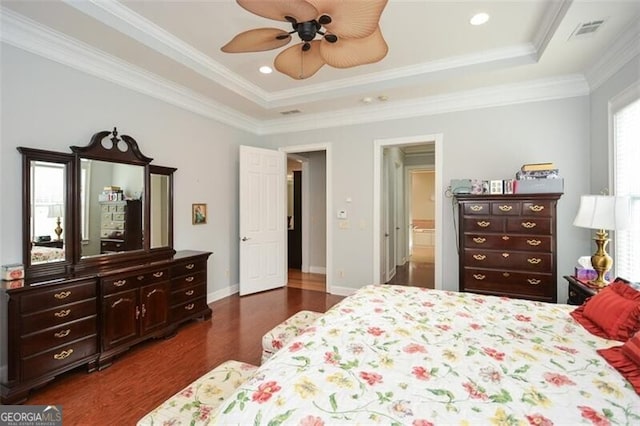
[280,109,302,115]
[569,19,606,39]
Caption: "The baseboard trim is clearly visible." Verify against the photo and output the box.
[309,266,326,274]
[207,284,238,304]
[329,285,357,297]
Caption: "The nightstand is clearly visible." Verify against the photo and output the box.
[563,275,597,305]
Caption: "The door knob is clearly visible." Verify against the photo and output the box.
[241,237,250,241]
[384,233,390,237]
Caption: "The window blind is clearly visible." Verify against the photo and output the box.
[614,98,640,281]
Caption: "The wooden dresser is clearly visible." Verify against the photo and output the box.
[456,193,562,302]
[1,250,211,404]
[99,200,143,254]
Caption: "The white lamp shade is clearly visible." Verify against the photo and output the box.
[47,204,63,218]
[573,195,630,231]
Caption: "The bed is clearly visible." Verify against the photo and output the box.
[213,284,640,424]
[30,245,65,263]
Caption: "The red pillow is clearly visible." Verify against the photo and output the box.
[598,334,640,394]
[622,331,640,365]
[571,282,640,341]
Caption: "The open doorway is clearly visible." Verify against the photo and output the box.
[283,148,329,293]
[373,134,443,289]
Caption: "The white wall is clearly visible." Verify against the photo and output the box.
[411,172,435,222]
[263,96,591,302]
[0,45,259,300]
[307,151,327,271]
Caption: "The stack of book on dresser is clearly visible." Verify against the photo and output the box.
[514,162,564,193]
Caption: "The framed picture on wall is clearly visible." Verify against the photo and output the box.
[192,203,207,225]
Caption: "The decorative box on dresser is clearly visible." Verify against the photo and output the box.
[455,193,562,302]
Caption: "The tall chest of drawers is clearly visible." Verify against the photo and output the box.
[456,193,562,302]
[99,200,142,254]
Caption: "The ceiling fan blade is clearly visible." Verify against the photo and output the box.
[307,0,388,39]
[320,26,388,68]
[221,28,292,53]
[275,41,325,80]
[237,0,318,23]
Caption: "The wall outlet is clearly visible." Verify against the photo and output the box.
[338,269,345,278]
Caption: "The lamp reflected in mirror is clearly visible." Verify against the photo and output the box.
[573,195,630,288]
[47,204,64,241]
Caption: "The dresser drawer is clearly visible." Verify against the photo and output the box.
[21,280,96,314]
[463,202,490,215]
[464,234,552,252]
[463,269,554,299]
[21,316,97,357]
[22,299,97,335]
[171,271,206,291]
[103,267,169,295]
[101,240,126,252]
[506,217,552,234]
[171,259,207,277]
[464,250,552,272]
[101,229,125,239]
[463,217,505,233]
[22,335,97,381]
[522,200,553,217]
[491,202,521,215]
[170,297,208,323]
[172,284,206,305]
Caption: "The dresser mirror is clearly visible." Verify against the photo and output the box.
[19,149,74,272]
[19,128,175,280]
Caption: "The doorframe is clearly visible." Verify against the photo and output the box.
[286,153,310,272]
[280,143,332,293]
[373,134,443,288]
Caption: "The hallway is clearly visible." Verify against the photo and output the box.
[386,246,435,288]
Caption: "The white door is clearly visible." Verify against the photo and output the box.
[239,146,286,296]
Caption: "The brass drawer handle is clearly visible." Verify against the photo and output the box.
[501,236,509,240]
[527,258,542,264]
[470,205,483,212]
[502,253,510,258]
[473,237,486,244]
[185,263,195,270]
[521,222,536,229]
[153,271,164,278]
[477,221,490,228]
[54,329,71,338]
[185,303,195,311]
[137,275,145,281]
[503,272,510,277]
[185,276,195,282]
[529,205,545,212]
[53,349,74,360]
[526,239,542,246]
[113,279,127,287]
[498,205,513,212]
[528,278,542,285]
[473,254,486,261]
[111,298,124,308]
[473,274,485,280]
[54,291,71,300]
[185,290,195,296]
[54,309,71,318]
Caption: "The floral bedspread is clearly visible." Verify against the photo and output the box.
[213,285,639,425]
[30,246,64,263]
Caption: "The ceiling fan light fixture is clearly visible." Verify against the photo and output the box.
[259,66,273,74]
[470,12,490,26]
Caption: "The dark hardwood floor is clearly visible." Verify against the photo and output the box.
[19,287,344,425]
[386,246,435,288]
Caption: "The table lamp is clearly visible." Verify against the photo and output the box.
[573,195,630,288]
[47,204,64,241]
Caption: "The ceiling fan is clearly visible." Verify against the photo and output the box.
[221,0,389,80]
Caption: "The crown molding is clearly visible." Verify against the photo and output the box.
[532,0,572,60]
[266,43,538,108]
[257,75,590,135]
[585,19,640,91]
[62,0,269,107]
[0,7,261,133]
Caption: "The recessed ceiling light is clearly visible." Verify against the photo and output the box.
[361,97,373,104]
[470,12,490,26]
[259,66,273,74]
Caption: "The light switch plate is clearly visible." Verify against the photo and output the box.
[337,209,347,219]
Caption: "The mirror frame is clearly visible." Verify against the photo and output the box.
[19,128,176,280]
[18,148,74,281]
